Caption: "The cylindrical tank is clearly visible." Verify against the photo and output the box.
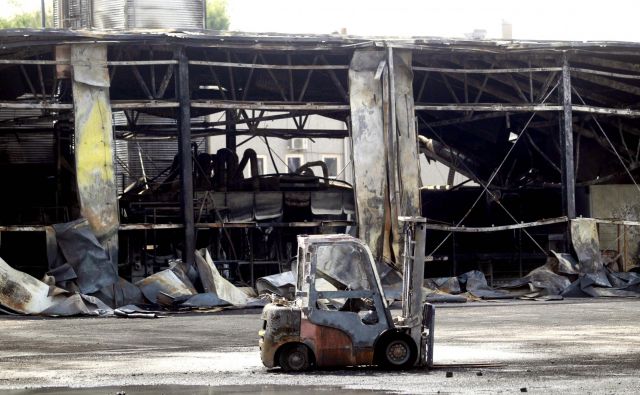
[122,0,205,29]
[54,0,205,29]
[92,0,126,29]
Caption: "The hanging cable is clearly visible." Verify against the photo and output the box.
[424,79,560,257]
[423,122,548,255]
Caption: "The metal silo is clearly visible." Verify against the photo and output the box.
[54,0,205,29]
[92,0,126,29]
[123,0,205,29]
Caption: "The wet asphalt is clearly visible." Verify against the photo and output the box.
[1,298,640,394]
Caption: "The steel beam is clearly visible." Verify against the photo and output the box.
[560,54,576,220]
[70,44,119,270]
[176,47,195,267]
[225,109,237,151]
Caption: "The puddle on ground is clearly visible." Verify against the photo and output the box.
[4,385,389,395]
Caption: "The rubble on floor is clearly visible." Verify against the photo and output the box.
[424,219,640,302]
[0,219,266,317]
[256,219,640,304]
[3,217,639,315]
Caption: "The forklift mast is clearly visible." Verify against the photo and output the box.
[397,216,433,367]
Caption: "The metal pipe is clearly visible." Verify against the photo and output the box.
[41,0,46,28]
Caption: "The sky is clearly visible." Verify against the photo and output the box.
[3,0,640,42]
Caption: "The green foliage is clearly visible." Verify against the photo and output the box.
[205,0,230,30]
[0,1,53,29]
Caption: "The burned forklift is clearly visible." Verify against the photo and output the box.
[259,217,434,371]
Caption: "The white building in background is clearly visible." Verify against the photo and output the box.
[207,112,469,189]
[207,114,353,185]
[420,157,470,187]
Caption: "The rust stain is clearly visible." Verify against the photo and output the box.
[355,348,374,365]
[301,319,355,367]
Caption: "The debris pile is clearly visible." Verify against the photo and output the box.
[0,219,266,317]
[256,219,640,304]
[2,217,639,316]
[424,219,640,302]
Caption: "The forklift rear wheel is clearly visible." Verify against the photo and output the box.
[279,344,311,372]
[377,335,417,369]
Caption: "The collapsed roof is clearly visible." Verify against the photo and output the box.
[1,28,640,188]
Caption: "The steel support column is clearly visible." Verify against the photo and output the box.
[71,44,119,270]
[177,48,195,267]
[225,110,237,151]
[349,49,420,269]
[560,53,577,220]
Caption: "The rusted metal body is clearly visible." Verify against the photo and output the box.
[259,303,302,368]
[259,220,435,371]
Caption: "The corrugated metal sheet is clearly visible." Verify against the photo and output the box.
[53,0,92,28]
[113,111,178,126]
[92,0,126,30]
[56,0,204,29]
[113,111,206,126]
[114,139,129,194]
[0,109,53,129]
[124,0,204,29]
[116,137,208,187]
[127,139,178,185]
[112,111,207,187]
[0,132,54,165]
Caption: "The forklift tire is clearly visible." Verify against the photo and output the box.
[278,344,311,372]
[376,334,418,370]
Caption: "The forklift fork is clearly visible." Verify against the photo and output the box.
[420,303,435,368]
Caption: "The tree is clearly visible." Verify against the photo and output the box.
[0,1,53,29]
[205,0,230,30]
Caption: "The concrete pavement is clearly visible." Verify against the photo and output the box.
[1,299,640,394]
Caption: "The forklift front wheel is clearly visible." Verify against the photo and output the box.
[278,344,311,372]
[376,334,417,369]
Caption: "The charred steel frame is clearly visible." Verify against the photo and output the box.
[2,30,640,276]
